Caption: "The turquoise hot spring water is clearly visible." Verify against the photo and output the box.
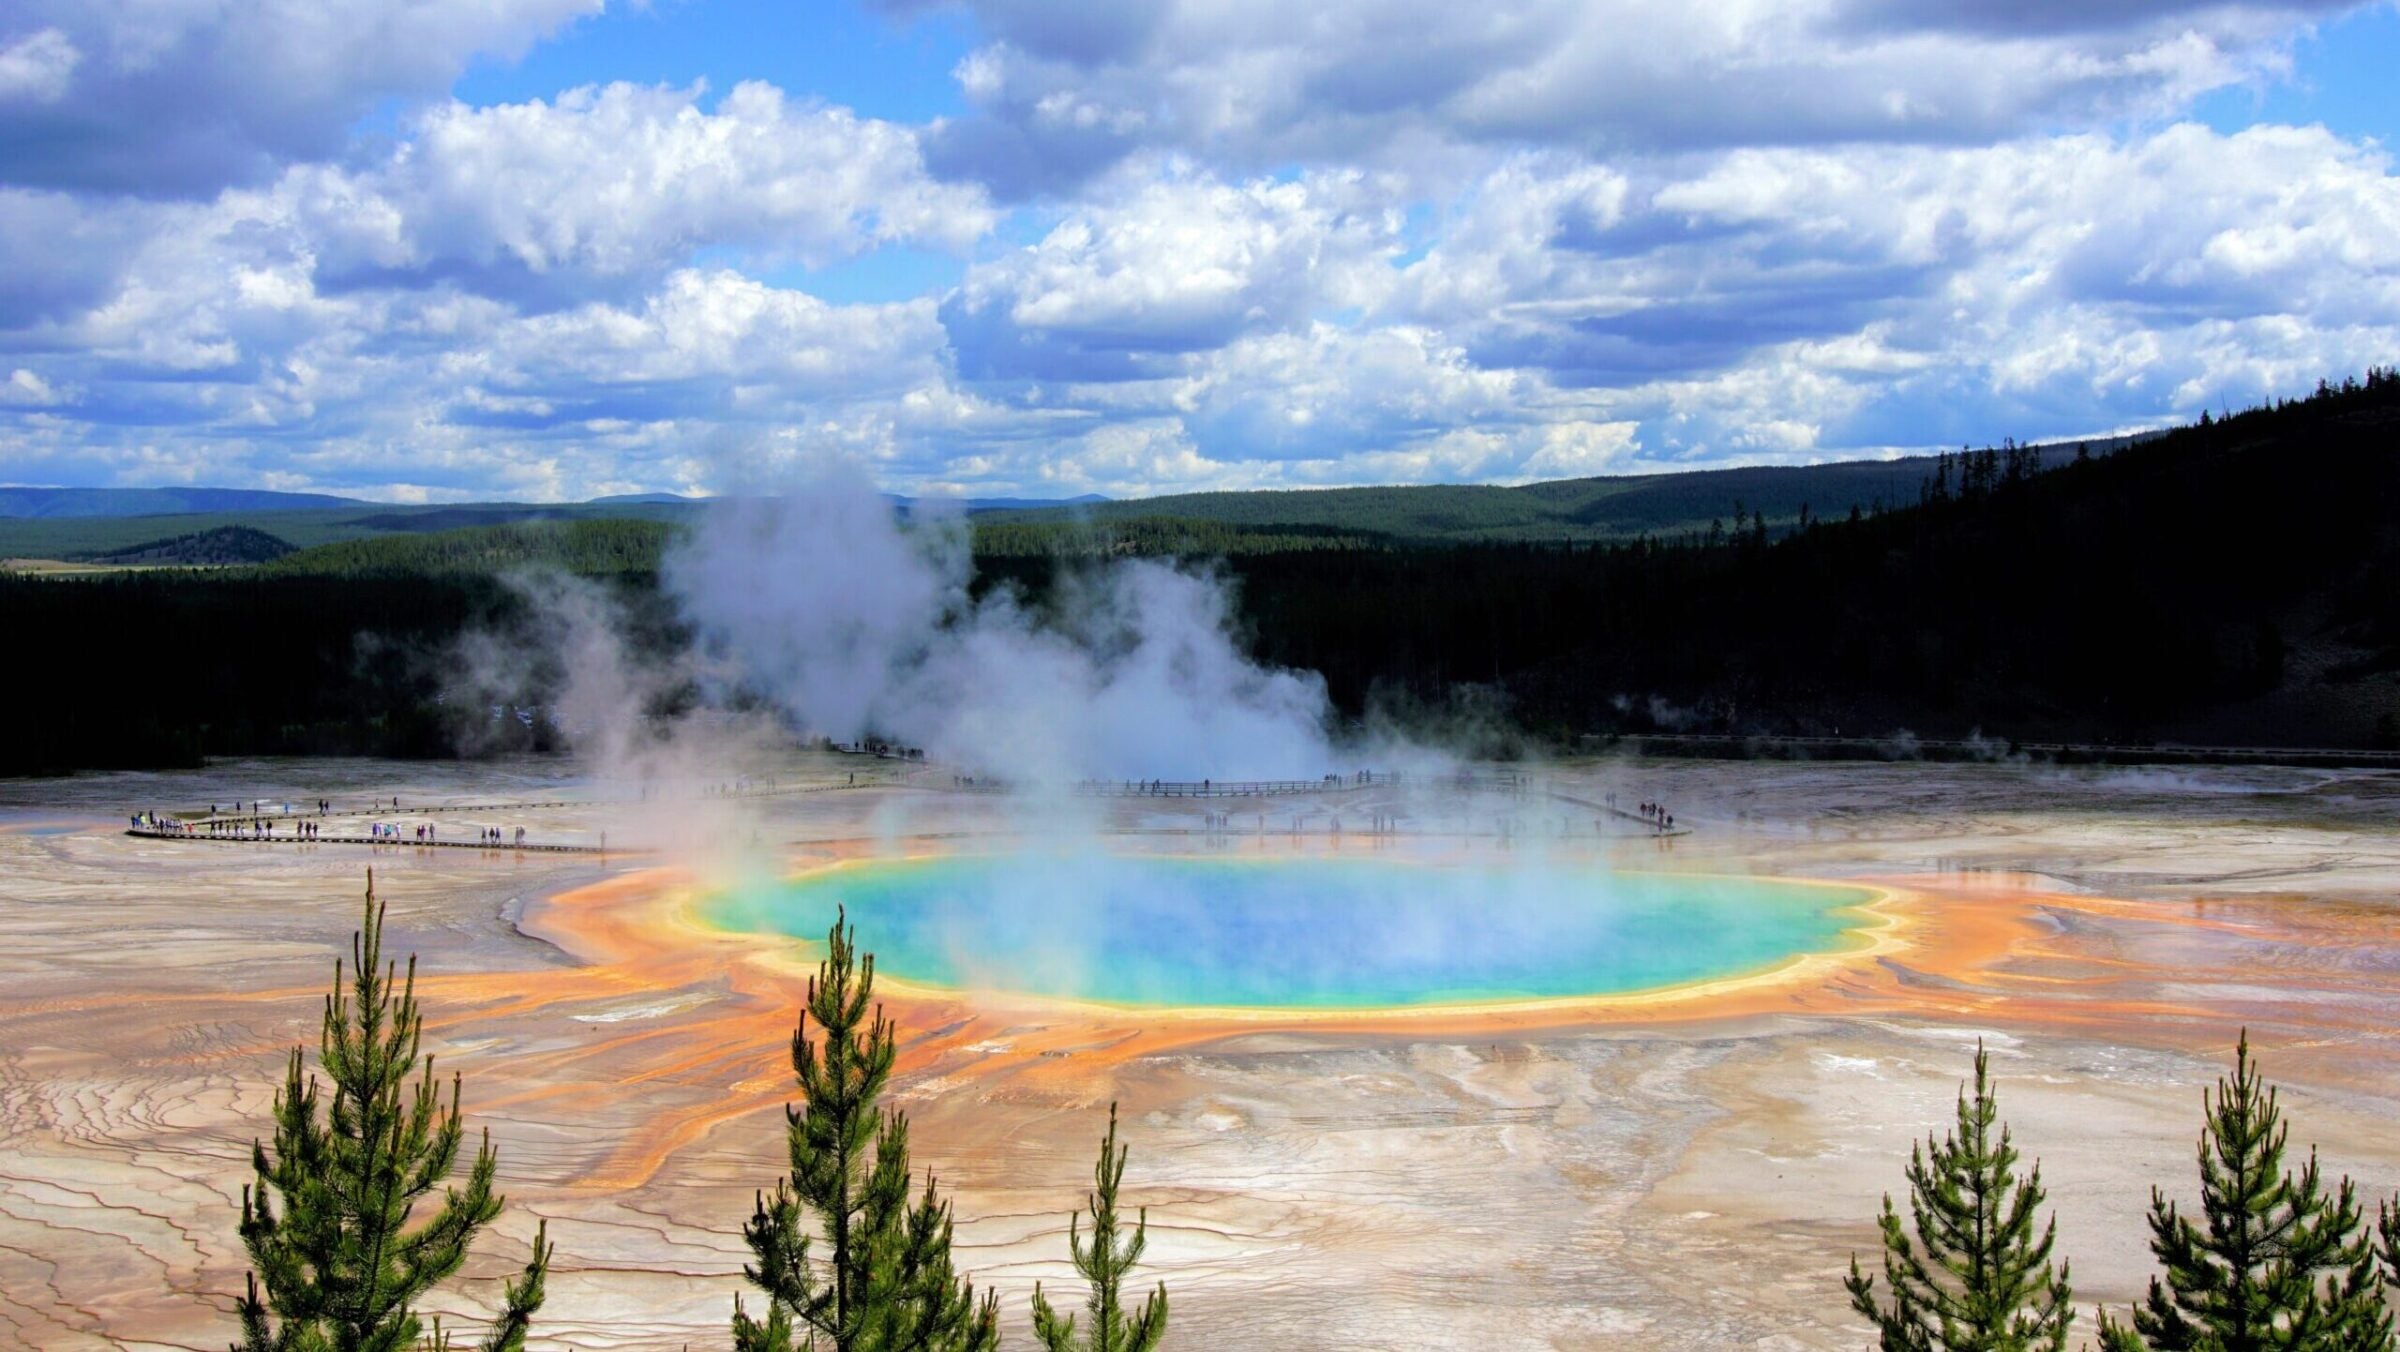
[702,852,1877,1010]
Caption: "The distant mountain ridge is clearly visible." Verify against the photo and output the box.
[0,437,2134,556]
[892,492,1112,516]
[0,485,1118,519]
[997,434,2150,543]
[0,486,361,518]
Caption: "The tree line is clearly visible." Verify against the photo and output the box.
[1220,370,2400,748]
[6,368,2396,775]
[968,516,1384,558]
[258,519,676,577]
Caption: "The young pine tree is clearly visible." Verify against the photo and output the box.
[1031,1103,1167,1352]
[1845,1042,2075,1352]
[2097,1031,2392,1352]
[2382,1197,2400,1294]
[235,871,551,1352]
[733,910,998,1352]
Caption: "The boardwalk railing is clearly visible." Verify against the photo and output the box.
[1594,732,2400,767]
[937,771,1542,799]
[126,826,617,854]
[152,778,883,831]
[1073,778,1369,798]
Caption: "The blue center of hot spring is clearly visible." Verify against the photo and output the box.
[704,853,1874,1009]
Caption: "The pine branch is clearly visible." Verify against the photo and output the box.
[1034,1103,1167,1352]
[473,1218,553,1352]
[2379,1195,2400,1292]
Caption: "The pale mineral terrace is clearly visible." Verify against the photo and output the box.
[2,753,2396,1350]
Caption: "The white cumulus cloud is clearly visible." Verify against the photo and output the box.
[898,0,2352,194]
[0,0,603,195]
[4,1,2397,500]
[281,82,991,300]
[0,28,78,104]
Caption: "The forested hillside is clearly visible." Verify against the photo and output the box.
[0,435,2114,562]
[264,519,674,575]
[995,434,2140,542]
[2,373,2391,774]
[93,526,297,566]
[1218,376,2399,748]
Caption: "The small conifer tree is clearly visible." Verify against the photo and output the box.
[2382,1197,2400,1293]
[1031,1103,1167,1352]
[733,909,998,1352]
[1845,1042,2075,1352]
[2096,1031,2392,1352]
[234,871,551,1352]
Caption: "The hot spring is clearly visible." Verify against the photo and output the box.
[703,852,1879,1009]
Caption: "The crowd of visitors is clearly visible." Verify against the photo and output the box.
[129,805,543,849]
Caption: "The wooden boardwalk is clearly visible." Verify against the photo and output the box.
[1599,732,2400,768]
[1071,778,1373,798]
[173,780,870,829]
[954,771,1526,799]
[1541,790,1692,836]
[120,766,1690,848]
[125,826,619,854]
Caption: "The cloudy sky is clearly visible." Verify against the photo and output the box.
[2,0,2395,501]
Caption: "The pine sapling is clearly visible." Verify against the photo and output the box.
[733,908,997,1352]
[1033,1102,1167,1352]
[234,870,550,1352]
[2096,1030,2392,1351]
[2381,1196,2400,1293]
[1845,1041,2075,1352]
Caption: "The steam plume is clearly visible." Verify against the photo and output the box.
[663,461,1340,783]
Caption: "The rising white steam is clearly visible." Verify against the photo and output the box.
[663,460,1340,783]
[446,568,788,875]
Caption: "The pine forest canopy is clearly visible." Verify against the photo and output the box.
[2,368,2396,775]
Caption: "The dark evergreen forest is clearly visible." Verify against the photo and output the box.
[5,371,2394,775]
